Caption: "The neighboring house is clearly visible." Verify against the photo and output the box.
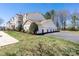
[6,18,15,30]
[23,13,45,23]
[6,13,58,34]
[6,14,23,30]
[6,21,11,30]
[23,20,33,32]
[23,13,45,32]
[9,17,15,30]
[37,20,57,34]
[13,14,23,29]
[23,13,57,33]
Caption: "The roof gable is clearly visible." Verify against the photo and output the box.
[26,13,45,21]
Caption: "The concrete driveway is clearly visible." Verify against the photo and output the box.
[45,31,79,43]
[0,31,18,46]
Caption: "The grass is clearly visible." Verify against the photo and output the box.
[68,31,79,34]
[0,31,79,56]
[62,31,79,35]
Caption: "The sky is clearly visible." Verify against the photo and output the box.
[0,3,79,26]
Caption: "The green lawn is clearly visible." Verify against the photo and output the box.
[0,31,79,56]
[68,31,79,35]
[62,31,79,35]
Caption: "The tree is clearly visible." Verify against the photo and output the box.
[55,12,60,31]
[44,10,55,20]
[44,10,60,30]
[71,13,79,30]
[44,12,51,19]
[49,10,55,20]
[29,22,38,34]
[50,10,61,31]
[59,10,68,30]
[50,10,60,30]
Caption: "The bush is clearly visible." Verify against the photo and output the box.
[16,24,23,31]
[29,22,38,34]
[66,27,79,31]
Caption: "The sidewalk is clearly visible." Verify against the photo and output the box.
[0,31,19,46]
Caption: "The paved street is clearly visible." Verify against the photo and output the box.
[0,31,18,46]
[45,31,79,43]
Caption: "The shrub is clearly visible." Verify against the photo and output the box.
[16,24,23,31]
[66,27,79,31]
[29,22,38,34]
